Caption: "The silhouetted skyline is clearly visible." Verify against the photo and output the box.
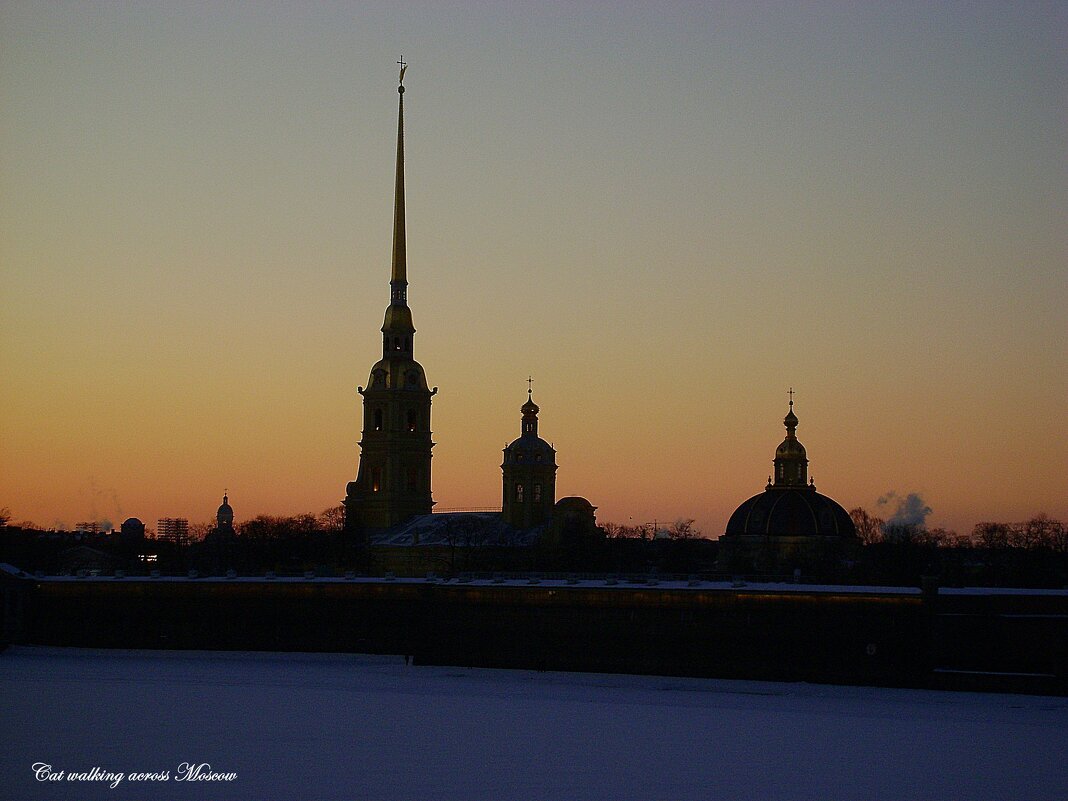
[2,3,1065,536]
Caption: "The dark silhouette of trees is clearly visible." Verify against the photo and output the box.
[188,521,214,542]
[668,519,701,540]
[849,507,885,545]
[318,504,345,533]
[602,522,654,540]
[970,515,1066,551]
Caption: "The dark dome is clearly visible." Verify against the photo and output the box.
[367,356,428,390]
[775,437,806,460]
[555,496,595,513]
[504,434,555,463]
[725,487,856,538]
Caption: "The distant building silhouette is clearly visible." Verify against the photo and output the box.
[344,64,435,534]
[57,545,116,575]
[546,497,600,547]
[207,493,235,541]
[119,518,145,544]
[720,397,857,571]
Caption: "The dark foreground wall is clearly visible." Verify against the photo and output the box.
[2,571,1066,694]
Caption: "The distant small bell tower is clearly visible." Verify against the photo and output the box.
[213,491,235,540]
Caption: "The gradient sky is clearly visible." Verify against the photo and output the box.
[2,1,1065,536]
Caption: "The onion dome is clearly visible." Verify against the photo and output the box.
[773,396,808,487]
[503,388,555,464]
[521,392,539,417]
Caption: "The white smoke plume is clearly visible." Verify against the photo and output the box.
[877,491,932,529]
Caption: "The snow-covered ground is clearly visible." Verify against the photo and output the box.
[1,647,1065,801]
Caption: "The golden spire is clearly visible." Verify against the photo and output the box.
[390,56,407,302]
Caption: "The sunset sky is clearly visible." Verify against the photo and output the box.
[2,2,1065,537]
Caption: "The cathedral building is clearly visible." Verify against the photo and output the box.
[339,66,605,572]
[719,395,857,571]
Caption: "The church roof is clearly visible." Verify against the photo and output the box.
[504,435,555,458]
[725,487,855,538]
[369,513,544,547]
[503,386,556,463]
[724,392,856,539]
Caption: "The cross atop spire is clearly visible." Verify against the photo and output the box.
[527,375,533,398]
[788,386,795,408]
[397,55,407,86]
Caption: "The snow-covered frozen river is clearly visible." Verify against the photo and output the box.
[2,646,1065,800]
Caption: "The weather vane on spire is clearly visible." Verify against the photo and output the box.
[398,55,407,85]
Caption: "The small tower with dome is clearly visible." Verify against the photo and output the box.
[502,383,557,530]
[772,394,809,488]
[216,492,235,534]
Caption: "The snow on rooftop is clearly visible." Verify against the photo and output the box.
[1,646,1065,801]
[369,512,543,546]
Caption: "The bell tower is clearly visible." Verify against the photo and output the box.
[501,382,557,530]
[771,389,810,488]
[344,60,436,533]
